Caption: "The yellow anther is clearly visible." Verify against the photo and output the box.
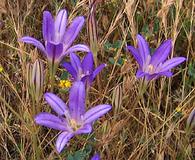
[147,64,155,74]
[148,64,154,72]
[59,80,72,89]
[70,119,80,131]
[64,80,72,88]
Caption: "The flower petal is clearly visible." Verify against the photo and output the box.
[70,53,81,73]
[136,69,145,78]
[56,131,74,153]
[63,16,85,50]
[145,74,157,81]
[91,153,100,160]
[127,45,143,67]
[54,9,67,42]
[69,81,86,121]
[35,112,68,131]
[75,124,92,134]
[158,71,173,77]
[20,36,46,55]
[159,57,186,72]
[81,52,94,73]
[150,39,172,67]
[81,75,91,84]
[64,44,90,55]
[62,62,77,79]
[44,92,68,116]
[92,63,106,79]
[46,42,63,62]
[137,34,150,64]
[93,63,106,79]
[42,11,54,41]
[146,71,173,81]
[83,105,111,124]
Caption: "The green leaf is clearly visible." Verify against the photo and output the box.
[153,18,159,33]
[59,88,69,94]
[113,40,123,49]
[117,57,124,66]
[104,40,123,53]
[104,41,113,52]
[60,71,69,80]
[109,57,115,65]
[67,144,92,160]
[188,62,195,79]
[142,24,149,34]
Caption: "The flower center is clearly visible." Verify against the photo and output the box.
[69,119,81,131]
[79,70,90,79]
[148,64,155,74]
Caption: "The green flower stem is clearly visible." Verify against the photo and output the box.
[49,62,58,92]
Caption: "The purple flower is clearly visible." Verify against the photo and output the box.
[20,9,90,64]
[127,34,186,80]
[91,153,100,160]
[62,52,106,84]
[35,81,111,153]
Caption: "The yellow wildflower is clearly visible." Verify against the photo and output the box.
[175,107,182,113]
[0,66,3,73]
[59,80,72,89]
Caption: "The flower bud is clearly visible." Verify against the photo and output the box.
[27,59,44,103]
[186,108,195,133]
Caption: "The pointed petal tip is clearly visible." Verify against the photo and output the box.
[127,45,136,52]
[173,57,186,63]
[76,16,85,22]
[43,10,51,14]
[105,105,112,111]
[163,39,172,47]
[136,34,144,39]
[44,92,54,99]
[44,92,51,97]
[180,57,186,62]
[166,39,172,43]
[43,10,52,17]
[34,112,47,124]
[58,9,67,13]
[83,104,112,124]
[19,36,30,42]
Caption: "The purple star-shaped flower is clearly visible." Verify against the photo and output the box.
[35,81,111,153]
[20,9,90,64]
[62,52,106,84]
[127,34,186,81]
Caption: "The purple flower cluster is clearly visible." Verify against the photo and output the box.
[20,7,186,156]
[20,9,111,154]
